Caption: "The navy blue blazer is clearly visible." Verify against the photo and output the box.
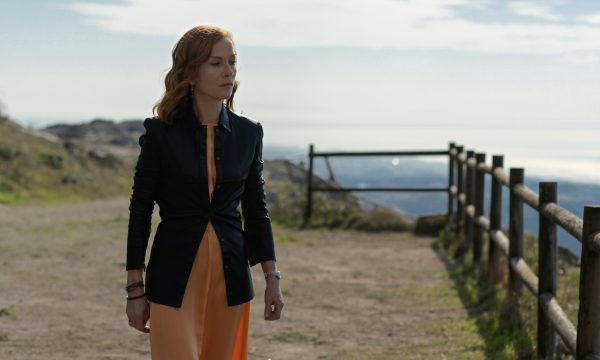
[126,101,276,308]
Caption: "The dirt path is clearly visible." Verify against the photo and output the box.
[0,197,486,359]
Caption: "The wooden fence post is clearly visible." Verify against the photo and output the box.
[538,182,557,358]
[465,150,476,255]
[488,155,504,284]
[473,153,486,263]
[455,150,475,259]
[302,144,314,228]
[455,146,465,235]
[509,168,524,305]
[576,206,600,359]
[447,142,456,226]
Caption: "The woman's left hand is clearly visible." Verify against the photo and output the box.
[264,278,284,320]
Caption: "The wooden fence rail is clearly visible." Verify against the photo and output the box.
[448,143,600,359]
[302,144,450,227]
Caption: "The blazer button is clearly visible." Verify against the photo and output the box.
[216,156,221,161]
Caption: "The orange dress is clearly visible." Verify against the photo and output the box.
[148,124,251,360]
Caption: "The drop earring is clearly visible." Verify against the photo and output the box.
[188,83,195,98]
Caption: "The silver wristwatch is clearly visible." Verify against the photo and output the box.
[264,270,281,280]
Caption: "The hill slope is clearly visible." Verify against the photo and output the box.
[0,116,135,204]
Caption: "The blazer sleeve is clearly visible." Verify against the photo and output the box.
[126,118,160,271]
[241,122,276,267]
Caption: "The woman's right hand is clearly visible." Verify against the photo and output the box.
[126,288,151,333]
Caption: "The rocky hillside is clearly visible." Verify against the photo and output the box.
[43,118,144,149]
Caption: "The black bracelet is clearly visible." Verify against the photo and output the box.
[126,284,144,293]
[126,293,146,301]
[125,281,144,292]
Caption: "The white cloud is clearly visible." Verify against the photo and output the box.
[65,0,600,58]
[579,12,600,25]
[508,2,564,22]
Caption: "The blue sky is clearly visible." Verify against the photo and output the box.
[1,0,600,180]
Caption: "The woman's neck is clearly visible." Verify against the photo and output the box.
[192,95,222,125]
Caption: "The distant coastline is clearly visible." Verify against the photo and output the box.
[277,145,596,261]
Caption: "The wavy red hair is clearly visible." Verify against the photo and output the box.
[153,25,239,124]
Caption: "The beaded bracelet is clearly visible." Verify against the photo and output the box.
[125,281,144,292]
[126,293,146,301]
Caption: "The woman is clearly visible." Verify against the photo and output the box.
[124,25,284,359]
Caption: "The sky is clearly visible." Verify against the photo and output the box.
[1,0,600,181]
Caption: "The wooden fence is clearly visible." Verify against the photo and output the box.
[302,143,450,227]
[448,143,600,359]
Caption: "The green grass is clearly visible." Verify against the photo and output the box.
[436,228,536,359]
[0,117,135,205]
[0,308,14,319]
[436,227,580,359]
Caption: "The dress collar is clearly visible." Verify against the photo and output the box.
[186,101,231,133]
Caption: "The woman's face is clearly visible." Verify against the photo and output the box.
[192,38,237,101]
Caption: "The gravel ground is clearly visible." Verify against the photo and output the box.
[0,196,486,359]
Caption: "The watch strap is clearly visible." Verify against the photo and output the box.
[264,270,281,280]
